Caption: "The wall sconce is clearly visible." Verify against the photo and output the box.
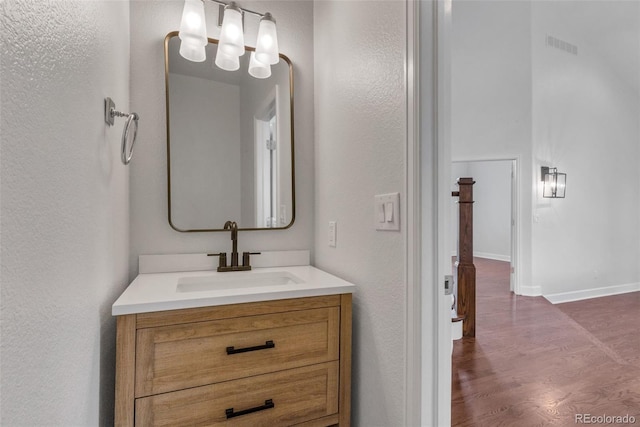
[178,0,279,78]
[541,166,566,198]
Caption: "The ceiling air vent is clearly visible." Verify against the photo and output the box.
[546,35,578,55]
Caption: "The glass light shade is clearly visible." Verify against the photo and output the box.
[215,48,240,71]
[218,4,245,57]
[255,13,279,65]
[554,173,566,198]
[542,167,566,198]
[248,52,271,79]
[179,40,206,62]
[178,0,207,48]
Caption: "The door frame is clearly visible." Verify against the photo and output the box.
[406,2,529,423]
[405,0,452,425]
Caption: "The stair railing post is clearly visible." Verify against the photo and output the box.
[453,177,476,338]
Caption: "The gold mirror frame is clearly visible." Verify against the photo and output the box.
[164,32,295,232]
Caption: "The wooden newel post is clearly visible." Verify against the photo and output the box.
[453,177,476,338]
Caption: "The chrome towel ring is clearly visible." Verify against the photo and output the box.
[104,97,139,165]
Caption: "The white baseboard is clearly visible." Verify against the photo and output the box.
[544,282,640,304]
[473,252,511,262]
[448,251,511,262]
[519,285,542,296]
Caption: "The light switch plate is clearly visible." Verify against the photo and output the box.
[328,221,337,247]
[374,193,400,231]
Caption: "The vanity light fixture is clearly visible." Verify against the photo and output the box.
[214,47,240,71]
[217,2,245,57]
[254,13,279,65]
[248,52,271,78]
[541,166,566,198]
[178,0,208,62]
[178,0,279,78]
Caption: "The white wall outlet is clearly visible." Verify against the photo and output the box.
[374,193,400,231]
[328,221,337,247]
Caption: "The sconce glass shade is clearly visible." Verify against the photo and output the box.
[179,40,206,62]
[178,0,208,61]
[255,13,279,65]
[218,3,245,57]
[248,52,271,79]
[542,167,566,198]
[214,48,240,71]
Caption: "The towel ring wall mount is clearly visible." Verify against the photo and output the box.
[104,97,139,165]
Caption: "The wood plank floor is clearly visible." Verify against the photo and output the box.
[451,258,640,426]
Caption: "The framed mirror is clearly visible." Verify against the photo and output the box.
[164,32,295,232]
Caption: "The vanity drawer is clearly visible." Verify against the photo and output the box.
[135,307,340,397]
[135,361,339,427]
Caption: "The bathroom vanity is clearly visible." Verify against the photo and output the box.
[113,258,354,427]
[114,25,356,426]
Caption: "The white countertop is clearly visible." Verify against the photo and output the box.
[112,265,356,316]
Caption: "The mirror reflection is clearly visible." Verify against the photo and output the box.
[165,32,294,231]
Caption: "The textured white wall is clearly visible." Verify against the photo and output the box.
[451,0,534,293]
[314,1,406,425]
[531,0,640,295]
[129,0,314,279]
[1,1,130,425]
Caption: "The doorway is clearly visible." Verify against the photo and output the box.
[451,159,518,293]
[254,87,280,229]
[254,105,278,228]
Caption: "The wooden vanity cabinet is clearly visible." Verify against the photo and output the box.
[115,294,351,427]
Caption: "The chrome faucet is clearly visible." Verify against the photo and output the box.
[208,220,260,272]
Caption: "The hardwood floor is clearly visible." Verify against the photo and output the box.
[451,258,640,426]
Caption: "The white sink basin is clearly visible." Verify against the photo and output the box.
[176,271,305,293]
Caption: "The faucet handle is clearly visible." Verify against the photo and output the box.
[242,252,261,267]
[207,252,227,269]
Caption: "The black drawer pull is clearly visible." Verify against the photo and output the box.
[226,340,275,355]
[225,399,275,419]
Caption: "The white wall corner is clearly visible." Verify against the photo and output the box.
[519,285,542,297]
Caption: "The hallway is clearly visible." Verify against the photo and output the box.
[451,258,640,426]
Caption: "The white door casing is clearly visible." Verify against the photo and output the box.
[405,0,453,425]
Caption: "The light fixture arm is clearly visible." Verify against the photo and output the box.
[204,0,268,19]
